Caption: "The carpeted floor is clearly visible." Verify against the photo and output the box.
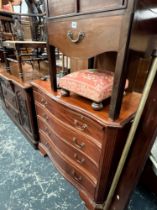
[0,102,157,210]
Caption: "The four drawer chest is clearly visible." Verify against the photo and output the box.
[32,79,140,210]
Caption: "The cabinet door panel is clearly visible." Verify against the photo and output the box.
[48,0,76,17]
[79,0,126,13]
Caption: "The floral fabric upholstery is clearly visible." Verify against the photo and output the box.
[59,69,116,102]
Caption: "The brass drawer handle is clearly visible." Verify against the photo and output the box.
[45,142,51,149]
[67,31,85,44]
[44,127,51,138]
[41,98,44,103]
[72,137,85,149]
[74,153,85,164]
[41,98,47,106]
[42,113,49,121]
[74,119,87,131]
[71,169,82,182]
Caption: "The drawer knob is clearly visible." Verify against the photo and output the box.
[71,169,82,182]
[74,153,85,164]
[74,119,87,131]
[72,137,85,149]
[67,31,85,44]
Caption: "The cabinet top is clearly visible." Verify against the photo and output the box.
[31,79,141,127]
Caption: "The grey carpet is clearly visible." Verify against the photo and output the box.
[0,103,84,210]
[0,102,157,210]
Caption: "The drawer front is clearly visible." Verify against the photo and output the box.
[34,90,104,143]
[1,85,17,109]
[39,130,96,197]
[48,15,122,58]
[37,115,99,180]
[48,0,75,17]
[47,0,127,17]
[35,101,101,163]
[79,0,127,13]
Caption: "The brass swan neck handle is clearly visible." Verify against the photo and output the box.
[67,31,85,43]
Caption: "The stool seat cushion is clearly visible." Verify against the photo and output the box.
[59,69,115,102]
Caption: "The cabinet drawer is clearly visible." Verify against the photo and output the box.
[38,115,99,180]
[36,104,101,164]
[47,0,127,17]
[2,85,17,109]
[48,0,75,17]
[48,15,122,58]
[79,0,127,13]
[39,131,96,197]
[34,90,104,143]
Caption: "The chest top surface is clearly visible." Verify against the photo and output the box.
[31,80,141,127]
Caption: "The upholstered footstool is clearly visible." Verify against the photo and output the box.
[59,69,127,110]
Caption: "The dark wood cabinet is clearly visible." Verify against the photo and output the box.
[32,80,141,209]
[0,71,38,147]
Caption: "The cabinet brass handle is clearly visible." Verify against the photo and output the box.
[74,119,87,131]
[74,153,85,164]
[72,137,85,149]
[43,113,49,121]
[44,127,51,137]
[71,169,82,182]
[67,31,85,44]
[41,98,44,103]
[41,98,47,106]
[45,142,51,149]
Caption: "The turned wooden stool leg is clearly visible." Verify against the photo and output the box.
[91,101,103,111]
[60,88,70,96]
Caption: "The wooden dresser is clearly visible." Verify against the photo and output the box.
[0,71,38,147]
[32,79,141,210]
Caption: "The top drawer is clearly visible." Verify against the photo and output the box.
[48,0,75,17]
[79,0,127,13]
[47,0,127,17]
[33,90,104,143]
[48,15,122,58]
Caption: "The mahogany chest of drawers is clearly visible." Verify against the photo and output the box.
[32,80,140,210]
[0,71,38,147]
